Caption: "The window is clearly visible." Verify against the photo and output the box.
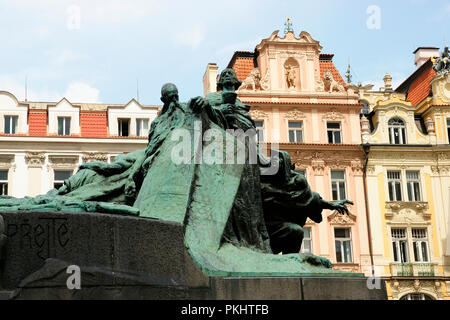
[54,170,72,189]
[388,118,406,144]
[300,227,312,254]
[387,171,402,201]
[331,170,346,201]
[406,171,421,201]
[335,228,352,263]
[118,118,130,137]
[447,119,450,143]
[412,229,429,262]
[288,121,303,143]
[57,117,71,135]
[0,170,8,195]
[136,119,149,137]
[392,228,409,263]
[4,115,18,134]
[400,293,433,300]
[327,122,341,144]
[254,120,264,142]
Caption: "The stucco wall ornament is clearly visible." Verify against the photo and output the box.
[249,109,269,120]
[82,152,108,163]
[25,152,46,168]
[285,108,306,120]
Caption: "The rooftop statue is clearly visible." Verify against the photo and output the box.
[432,46,450,74]
[0,70,354,276]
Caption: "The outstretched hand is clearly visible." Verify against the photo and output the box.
[328,199,353,215]
[189,96,207,114]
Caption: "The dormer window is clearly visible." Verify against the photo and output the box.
[4,115,18,134]
[57,117,71,135]
[118,118,130,137]
[388,118,406,144]
[136,119,149,137]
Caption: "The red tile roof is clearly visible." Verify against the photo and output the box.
[232,57,254,81]
[405,64,436,106]
[28,109,47,136]
[80,111,108,137]
[319,60,347,87]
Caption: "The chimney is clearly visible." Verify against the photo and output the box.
[203,63,219,96]
[413,47,439,68]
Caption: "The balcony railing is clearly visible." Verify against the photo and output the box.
[390,262,437,277]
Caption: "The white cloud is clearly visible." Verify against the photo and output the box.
[1,0,167,24]
[0,75,100,103]
[172,24,205,49]
[64,82,100,103]
[0,75,61,101]
[44,49,90,65]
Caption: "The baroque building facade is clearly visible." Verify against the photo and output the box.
[204,30,372,276]
[354,47,450,299]
[0,91,159,197]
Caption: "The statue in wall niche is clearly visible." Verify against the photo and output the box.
[323,69,345,93]
[0,70,355,276]
[285,65,296,88]
[432,46,450,74]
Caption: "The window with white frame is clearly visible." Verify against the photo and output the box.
[334,228,352,263]
[57,117,71,135]
[331,170,346,201]
[136,119,149,137]
[412,228,429,262]
[327,122,342,144]
[387,171,403,201]
[300,227,312,254]
[388,118,406,145]
[392,228,409,263]
[53,170,73,189]
[254,120,264,142]
[118,118,130,137]
[0,170,8,195]
[288,121,303,143]
[4,115,18,134]
[406,171,422,201]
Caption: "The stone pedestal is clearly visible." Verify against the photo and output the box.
[0,211,387,300]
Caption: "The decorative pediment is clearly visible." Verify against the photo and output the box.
[431,72,450,103]
[322,108,345,121]
[385,202,431,222]
[82,152,108,163]
[0,154,15,168]
[249,109,269,120]
[48,155,80,168]
[284,108,306,120]
[327,210,356,225]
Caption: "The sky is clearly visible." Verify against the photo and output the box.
[0,0,449,105]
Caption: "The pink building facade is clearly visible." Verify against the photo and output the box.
[204,30,372,275]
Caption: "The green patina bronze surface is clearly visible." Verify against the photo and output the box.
[0,75,361,277]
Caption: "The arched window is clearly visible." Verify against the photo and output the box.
[400,293,434,300]
[388,118,406,144]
